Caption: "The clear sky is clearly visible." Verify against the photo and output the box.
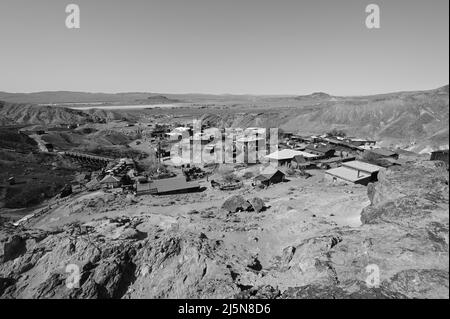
[0,0,448,95]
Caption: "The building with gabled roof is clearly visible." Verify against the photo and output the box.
[254,166,285,186]
[100,175,121,189]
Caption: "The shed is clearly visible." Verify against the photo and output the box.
[140,176,201,195]
[325,160,383,186]
[325,166,372,185]
[254,166,285,186]
[100,175,121,189]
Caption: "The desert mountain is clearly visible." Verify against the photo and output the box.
[0,101,135,125]
[0,91,181,105]
[0,101,94,125]
[1,85,448,152]
[226,86,449,152]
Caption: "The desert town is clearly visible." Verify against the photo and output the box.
[8,119,448,225]
[7,116,448,228]
[0,0,448,301]
[0,94,448,299]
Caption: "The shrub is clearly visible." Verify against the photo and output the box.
[327,129,347,137]
[242,171,254,179]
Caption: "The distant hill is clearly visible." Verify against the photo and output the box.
[0,91,182,105]
[295,92,332,100]
[227,86,449,152]
[134,95,181,105]
[287,86,448,141]
[1,86,448,152]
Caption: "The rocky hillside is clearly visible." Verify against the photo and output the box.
[0,101,93,125]
[0,161,447,299]
[229,86,449,152]
[0,101,137,126]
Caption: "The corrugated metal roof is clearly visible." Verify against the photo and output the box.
[266,149,318,160]
[341,161,382,173]
[325,167,370,182]
[149,176,200,193]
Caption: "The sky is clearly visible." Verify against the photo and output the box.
[0,0,448,95]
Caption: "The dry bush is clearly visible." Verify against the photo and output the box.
[242,171,254,179]
[221,171,239,183]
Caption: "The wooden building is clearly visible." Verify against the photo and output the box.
[430,150,449,165]
[136,176,201,195]
[265,149,318,166]
[100,175,121,189]
[305,145,335,159]
[325,160,383,186]
[254,166,285,187]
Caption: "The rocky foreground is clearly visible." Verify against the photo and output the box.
[0,161,448,299]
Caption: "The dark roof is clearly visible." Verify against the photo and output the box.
[431,149,449,154]
[149,176,200,193]
[254,167,285,181]
[305,145,335,154]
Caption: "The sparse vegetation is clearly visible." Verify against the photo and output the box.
[327,129,347,137]
[242,171,254,179]
[221,171,239,183]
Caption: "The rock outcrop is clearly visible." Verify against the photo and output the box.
[0,161,448,299]
[221,195,266,213]
[221,195,252,213]
[0,218,243,299]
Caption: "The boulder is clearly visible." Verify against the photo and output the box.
[221,195,251,213]
[249,197,266,213]
[0,235,27,263]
